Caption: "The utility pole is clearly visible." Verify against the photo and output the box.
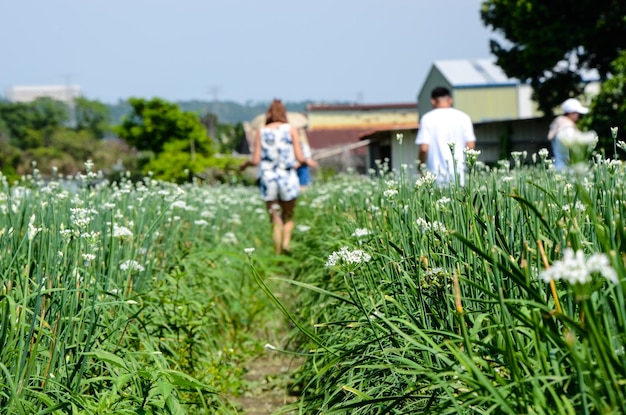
[207,85,221,138]
[62,74,77,128]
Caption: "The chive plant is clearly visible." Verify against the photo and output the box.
[0,164,282,414]
[273,147,626,414]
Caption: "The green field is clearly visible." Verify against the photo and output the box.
[2,150,626,414]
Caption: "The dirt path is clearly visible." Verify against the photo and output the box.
[231,276,305,414]
[232,349,303,414]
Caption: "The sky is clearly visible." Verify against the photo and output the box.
[1,1,499,105]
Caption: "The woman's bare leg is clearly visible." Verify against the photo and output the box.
[267,201,284,254]
[280,199,296,252]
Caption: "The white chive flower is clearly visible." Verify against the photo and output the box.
[383,189,398,198]
[82,253,96,263]
[325,246,371,267]
[415,217,447,234]
[119,260,145,272]
[222,232,238,244]
[415,171,437,188]
[352,228,371,238]
[539,248,618,285]
[113,224,133,239]
[27,214,42,241]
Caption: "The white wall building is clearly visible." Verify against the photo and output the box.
[6,85,81,104]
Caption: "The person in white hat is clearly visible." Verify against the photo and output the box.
[547,98,589,170]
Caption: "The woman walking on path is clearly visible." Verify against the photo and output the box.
[241,99,308,254]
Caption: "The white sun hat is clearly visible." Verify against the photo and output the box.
[561,98,589,115]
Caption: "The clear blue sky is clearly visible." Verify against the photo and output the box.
[0,0,497,105]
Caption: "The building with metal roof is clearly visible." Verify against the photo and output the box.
[418,59,600,124]
[418,59,538,123]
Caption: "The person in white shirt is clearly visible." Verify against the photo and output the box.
[547,98,589,170]
[415,86,476,185]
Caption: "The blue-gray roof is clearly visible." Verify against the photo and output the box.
[434,59,517,87]
[434,59,600,87]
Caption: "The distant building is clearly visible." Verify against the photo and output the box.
[6,85,81,105]
[306,103,418,172]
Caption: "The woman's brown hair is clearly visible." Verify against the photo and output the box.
[265,99,288,124]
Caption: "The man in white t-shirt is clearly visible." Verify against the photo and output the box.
[415,86,476,185]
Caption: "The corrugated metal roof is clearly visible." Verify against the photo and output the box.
[434,59,600,87]
[434,59,517,87]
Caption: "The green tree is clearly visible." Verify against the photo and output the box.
[28,97,69,131]
[200,111,246,153]
[74,97,111,138]
[582,51,626,152]
[0,98,68,149]
[481,0,626,114]
[116,97,211,155]
[143,136,216,183]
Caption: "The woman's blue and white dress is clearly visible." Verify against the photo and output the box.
[259,123,300,201]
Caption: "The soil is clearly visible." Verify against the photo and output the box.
[231,350,303,415]
[231,278,306,414]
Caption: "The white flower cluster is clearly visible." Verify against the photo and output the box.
[383,188,398,198]
[119,260,145,272]
[562,201,586,213]
[27,214,42,241]
[539,248,618,285]
[70,207,96,229]
[113,224,134,239]
[415,171,437,188]
[297,224,311,232]
[325,246,371,267]
[464,148,481,167]
[82,253,96,263]
[415,217,447,234]
[222,231,238,244]
[352,228,371,238]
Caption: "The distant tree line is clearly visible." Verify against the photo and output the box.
[0,96,287,183]
[0,96,126,180]
[106,99,312,126]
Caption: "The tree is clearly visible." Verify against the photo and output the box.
[0,98,68,149]
[582,51,626,151]
[481,0,626,114]
[116,97,212,155]
[143,136,215,183]
[74,97,111,138]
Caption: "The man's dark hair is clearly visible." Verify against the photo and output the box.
[431,86,451,100]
